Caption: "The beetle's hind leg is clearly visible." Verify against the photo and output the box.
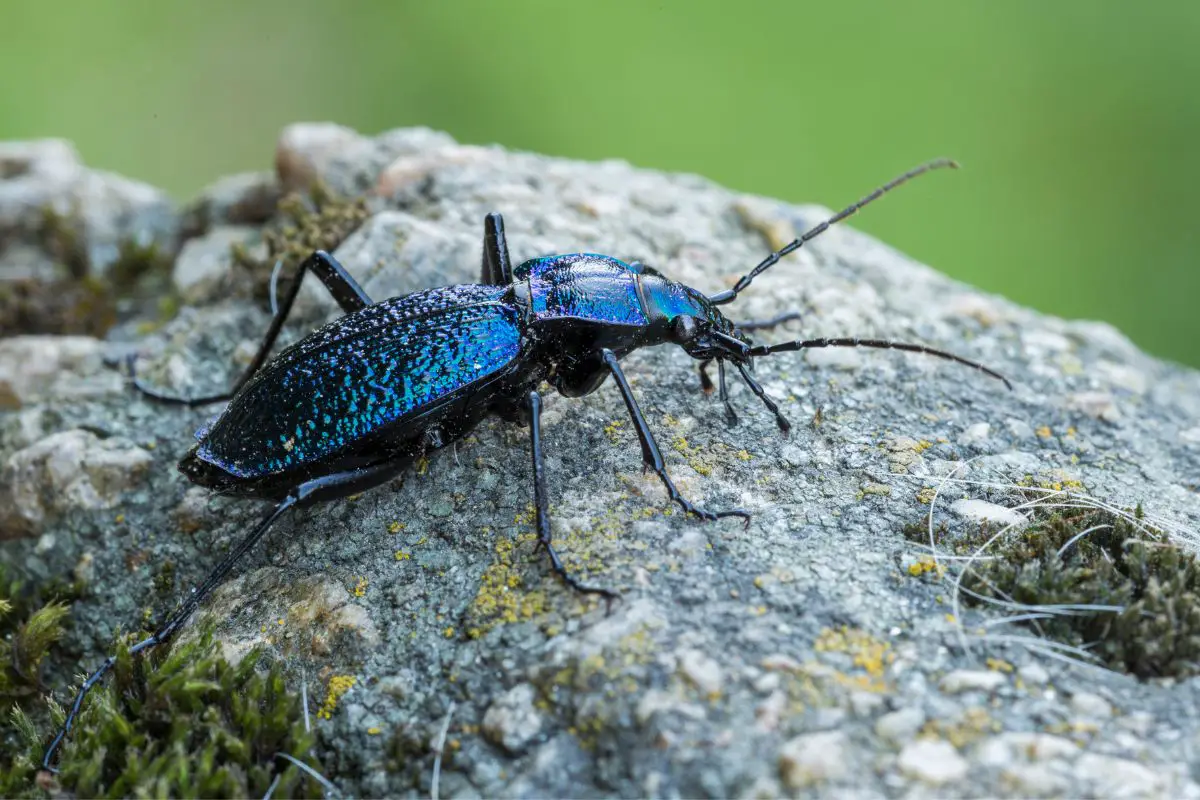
[131,250,374,406]
[41,458,406,772]
[600,349,750,526]
[480,213,513,286]
[526,390,618,601]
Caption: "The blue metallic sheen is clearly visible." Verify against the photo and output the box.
[525,255,646,326]
[197,285,519,477]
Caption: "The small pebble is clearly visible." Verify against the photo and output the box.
[481,684,545,756]
[1069,691,1112,719]
[678,649,723,695]
[939,669,1006,694]
[875,707,926,744]
[897,739,968,785]
[778,730,849,788]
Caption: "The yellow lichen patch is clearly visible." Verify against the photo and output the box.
[814,626,894,691]
[986,657,1014,673]
[367,726,382,736]
[736,449,753,461]
[916,486,937,504]
[671,436,720,476]
[351,576,368,597]
[513,505,537,526]
[914,440,933,453]
[860,482,892,499]
[387,521,405,534]
[1036,425,1053,438]
[920,707,998,748]
[394,550,411,561]
[443,626,456,639]
[907,556,944,578]
[465,533,549,639]
[416,456,430,476]
[317,674,357,720]
[603,420,624,444]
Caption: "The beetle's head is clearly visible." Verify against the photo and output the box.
[639,272,753,364]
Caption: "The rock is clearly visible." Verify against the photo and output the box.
[1001,763,1071,797]
[958,421,991,445]
[677,648,723,696]
[1068,691,1113,719]
[1066,390,1121,422]
[1018,662,1050,686]
[0,138,176,278]
[275,122,455,195]
[975,732,1079,766]
[7,124,1200,798]
[949,499,1027,528]
[0,336,123,410]
[482,684,545,756]
[172,225,262,304]
[778,730,849,788]
[875,707,926,744]
[1073,753,1164,798]
[939,669,1007,694]
[897,739,968,785]
[179,171,280,239]
[0,429,152,538]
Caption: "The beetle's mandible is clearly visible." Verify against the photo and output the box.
[43,158,1009,769]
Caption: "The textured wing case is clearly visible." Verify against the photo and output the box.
[197,286,521,477]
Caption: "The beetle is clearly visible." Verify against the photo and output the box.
[43,158,1009,768]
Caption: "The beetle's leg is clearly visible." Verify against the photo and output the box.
[735,310,803,332]
[717,360,740,426]
[481,213,513,286]
[41,458,404,771]
[697,359,715,395]
[600,349,749,525]
[133,251,374,406]
[525,390,618,600]
[732,361,791,433]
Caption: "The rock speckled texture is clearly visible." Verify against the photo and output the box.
[3,123,1200,797]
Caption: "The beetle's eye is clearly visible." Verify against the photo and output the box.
[671,315,699,344]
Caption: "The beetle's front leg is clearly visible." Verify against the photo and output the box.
[526,390,618,600]
[599,350,750,525]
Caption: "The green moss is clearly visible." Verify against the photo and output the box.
[43,631,323,799]
[0,559,322,797]
[38,204,88,279]
[946,504,1200,679]
[4,205,170,337]
[108,238,172,288]
[231,181,370,304]
[0,565,78,798]
[0,276,117,337]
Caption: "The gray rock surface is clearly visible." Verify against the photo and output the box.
[4,123,1200,797]
[0,138,176,279]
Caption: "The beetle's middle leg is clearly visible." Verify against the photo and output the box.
[133,250,374,406]
[600,349,750,525]
[526,390,618,599]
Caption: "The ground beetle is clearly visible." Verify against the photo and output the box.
[43,159,1009,768]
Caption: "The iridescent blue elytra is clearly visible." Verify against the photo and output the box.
[197,285,520,478]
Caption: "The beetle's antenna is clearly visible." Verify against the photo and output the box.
[749,336,1012,390]
[709,159,958,305]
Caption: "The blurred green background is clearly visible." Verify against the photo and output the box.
[3,1,1197,366]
